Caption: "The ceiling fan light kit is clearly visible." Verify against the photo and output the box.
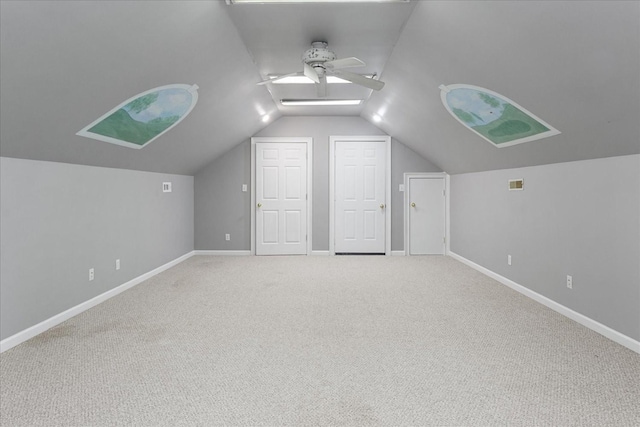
[269,75,371,84]
[258,41,385,98]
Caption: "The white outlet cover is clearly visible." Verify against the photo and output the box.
[399,184,405,192]
[242,184,247,192]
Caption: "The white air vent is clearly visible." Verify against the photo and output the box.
[508,179,524,191]
[162,182,172,193]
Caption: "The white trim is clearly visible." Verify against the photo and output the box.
[193,250,251,256]
[251,137,313,256]
[403,172,447,256]
[391,250,406,256]
[448,251,640,354]
[311,250,330,256]
[445,174,451,255]
[329,135,392,256]
[0,251,195,353]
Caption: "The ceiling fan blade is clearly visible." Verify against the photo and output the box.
[257,72,301,86]
[317,75,327,98]
[325,57,366,70]
[303,63,320,84]
[331,70,385,91]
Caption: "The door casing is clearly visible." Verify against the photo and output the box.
[330,135,391,256]
[403,172,450,256]
[251,137,313,255]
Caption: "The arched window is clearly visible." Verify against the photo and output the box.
[77,84,198,149]
[439,84,559,148]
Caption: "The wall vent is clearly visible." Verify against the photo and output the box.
[509,179,524,191]
[162,182,172,193]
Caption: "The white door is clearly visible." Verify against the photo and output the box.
[408,177,445,255]
[256,142,307,255]
[334,140,387,253]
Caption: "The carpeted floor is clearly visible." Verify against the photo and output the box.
[1,255,638,426]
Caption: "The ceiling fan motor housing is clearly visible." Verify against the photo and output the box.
[303,41,336,74]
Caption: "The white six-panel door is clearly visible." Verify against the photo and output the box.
[334,140,387,254]
[407,176,445,255]
[255,142,307,255]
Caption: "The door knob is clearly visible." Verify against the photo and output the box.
[257,203,262,208]
[411,202,416,207]
[380,204,385,209]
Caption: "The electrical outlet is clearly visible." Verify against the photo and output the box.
[115,259,120,270]
[225,234,230,241]
[507,255,512,266]
[399,184,405,192]
[566,275,573,289]
[242,184,247,192]
[89,268,94,281]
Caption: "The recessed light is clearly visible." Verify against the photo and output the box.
[372,114,382,122]
[262,115,270,122]
[281,99,362,106]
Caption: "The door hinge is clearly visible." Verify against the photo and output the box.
[443,237,446,243]
[443,189,446,196]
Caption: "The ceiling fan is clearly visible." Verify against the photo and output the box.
[258,41,385,97]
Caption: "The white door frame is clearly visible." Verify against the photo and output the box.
[329,135,391,256]
[251,137,313,256]
[403,172,450,256]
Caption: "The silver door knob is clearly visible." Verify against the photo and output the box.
[257,203,262,208]
[380,204,385,209]
[411,202,416,207]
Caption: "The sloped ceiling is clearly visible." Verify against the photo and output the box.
[226,2,415,116]
[0,0,278,175]
[362,1,640,173]
[1,1,638,176]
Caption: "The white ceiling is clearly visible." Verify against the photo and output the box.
[226,3,415,116]
[0,1,638,175]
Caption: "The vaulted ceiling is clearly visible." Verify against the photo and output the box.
[1,1,638,175]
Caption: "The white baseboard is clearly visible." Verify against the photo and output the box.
[311,250,330,256]
[0,251,195,353]
[448,251,640,354]
[193,250,251,256]
[391,250,406,256]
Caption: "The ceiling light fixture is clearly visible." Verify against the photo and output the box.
[281,99,361,106]
[228,0,409,4]
[269,75,373,84]
[262,115,270,122]
[372,114,382,122]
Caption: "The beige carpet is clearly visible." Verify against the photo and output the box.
[1,255,639,426]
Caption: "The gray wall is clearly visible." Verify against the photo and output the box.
[450,154,640,340]
[194,116,440,251]
[195,141,251,250]
[0,157,194,340]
